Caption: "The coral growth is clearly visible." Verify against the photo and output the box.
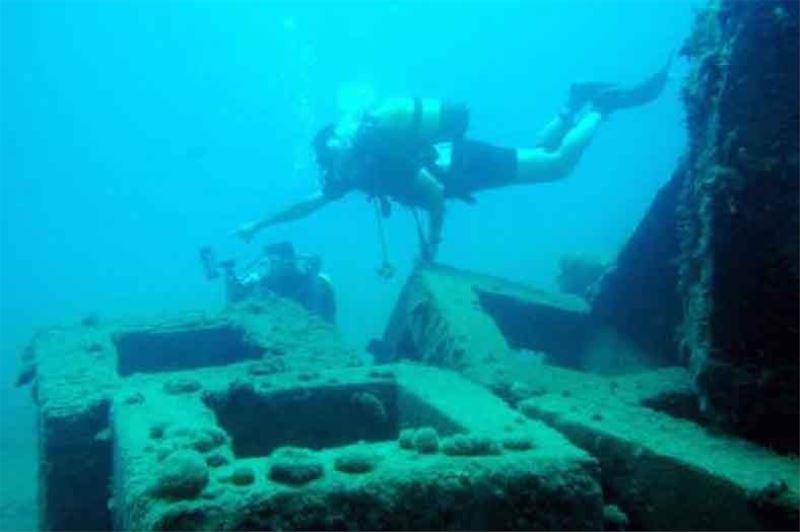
[398,429,415,450]
[268,447,324,486]
[441,434,501,456]
[397,427,440,454]
[501,434,535,451]
[162,425,227,454]
[412,427,439,454]
[153,450,209,500]
[334,446,379,474]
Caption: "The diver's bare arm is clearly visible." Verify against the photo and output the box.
[239,193,331,240]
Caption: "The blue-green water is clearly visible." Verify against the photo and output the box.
[0,1,695,529]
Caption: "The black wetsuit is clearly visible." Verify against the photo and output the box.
[322,100,517,205]
[438,140,517,202]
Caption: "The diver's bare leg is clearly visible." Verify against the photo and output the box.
[534,112,573,151]
[514,110,602,184]
[535,79,612,150]
[514,58,670,185]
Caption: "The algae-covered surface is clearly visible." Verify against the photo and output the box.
[381,261,800,530]
[111,363,604,531]
[16,256,800,531]
[4,1,799,531]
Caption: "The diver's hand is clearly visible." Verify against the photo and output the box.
[233,222,258,243]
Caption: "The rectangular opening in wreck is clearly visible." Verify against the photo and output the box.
[641,391,705,425]
[476,288,591,369]
[114,325,262,376]
[206,381,402,457]
[206,379,461,458]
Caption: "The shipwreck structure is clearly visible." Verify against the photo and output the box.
[594,0,799,453]
[21,296,605,531]
[17,1,798,530]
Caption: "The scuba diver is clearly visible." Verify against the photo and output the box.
[200,242,336,323]
[235,58,672,267]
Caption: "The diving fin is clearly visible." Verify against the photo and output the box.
[567,81,618,114]
[590,55,673,114]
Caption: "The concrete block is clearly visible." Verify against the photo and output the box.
[21,298,360,530]
[110,363,603,531]
[518,365,799,530]
[380,264,596,380]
